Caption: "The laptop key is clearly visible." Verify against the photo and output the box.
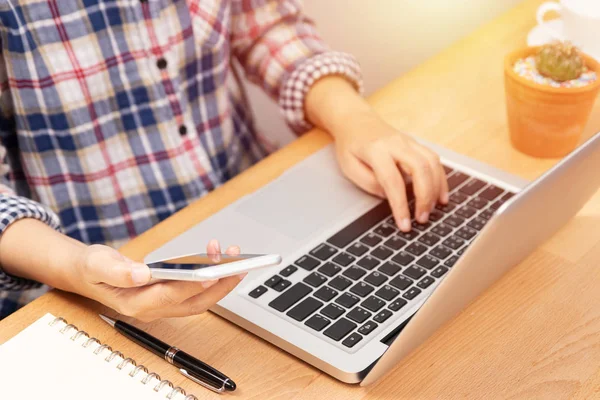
[370,246,393,261]
[350,282,375,297]
[429,245,452,260]
[319,262,341,277]
[383,236,406,251]
[447,172,469,190]
[347,242,369,257]
[378,261,402,276]
[295,255,320,271]
[310,244,338,261]
[418,232,441,246]
[305,314,330,332]
[480,208,495,220]
[314,286,338,302]
[429,210,444,222]
[375,285,400,301]
[502,192,515,201]
[392,251,415,266]
[249,286,268,299]
[443,235,465,250]
[362,296,385,312]
[280,265,298,277]
[365,271,387,287]
[329,276,352,291]
[304,272,327,288]
[417,276,435,289]
[269,282,312,312]
[403,287,422,300]
[343,266,367,280]
[360,233,383,247]
[411,220,431,231]
[479,185,504,201]
[436,203,456,213]
[336,292,360,308]
[358,255,380,270]
[456,226,477,240]
[449,192,468,204]
[403,265,426,280]
[459,178,486,195]
[347,307,371,323]
[445,255,459,267]
[327,202,393,248]
[265,275,282,288]
[416,255,440,270]
[468,197,489,210]
[431,266,449,278]
[444,215,465,228]
[397,230,419,241]
[373,309,393,323]
[390,275,412,291]
[332,252,355,267]
[456,206,477,219]
[287,297,323,321]
[389,298,408,311]
[273,279,292,292]
[321,303,345,319]
[406,242,428,257]
[431,223,453,237]
[374,224,396,237]
[468,217,487,231]
[443,165,453,175]
[324,318,357,341]
[342,332,363,348]
[358,321,378,335]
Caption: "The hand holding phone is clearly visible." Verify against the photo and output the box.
[147,253,282,281]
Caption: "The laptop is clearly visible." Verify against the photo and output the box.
[145,131,600,385]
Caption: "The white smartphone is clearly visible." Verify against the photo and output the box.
[147,253,282,281]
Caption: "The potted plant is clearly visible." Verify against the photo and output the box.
[504,41,600,158]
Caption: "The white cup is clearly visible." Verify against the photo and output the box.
[537,0,600,59]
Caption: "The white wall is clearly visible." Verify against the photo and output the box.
[244,0,524,146]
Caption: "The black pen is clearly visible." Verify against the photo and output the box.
[99,314,236,393]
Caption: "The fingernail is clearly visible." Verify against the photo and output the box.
[202,279,218,289]
[419,212,429,223]
[214,240,221,254]
[441,192,449,204]
[400,218,411,232]
[131,264,149,285]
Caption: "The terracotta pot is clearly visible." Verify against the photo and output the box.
[504,46,600,158]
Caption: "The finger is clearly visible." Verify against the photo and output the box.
[363,153,411,232]
[338,153,385,198]
[85,249,151,288]
[412,144,444,207]
[225,245,240,256]
[391,149,436,223]
[156,275,244,318]
[206,239,221,262]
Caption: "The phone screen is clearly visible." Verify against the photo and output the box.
[147,254,264,271]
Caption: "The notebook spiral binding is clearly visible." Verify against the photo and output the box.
[49,317,198,400]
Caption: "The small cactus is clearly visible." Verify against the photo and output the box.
[535,41,584,82]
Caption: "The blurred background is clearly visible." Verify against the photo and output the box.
[243,0,523,146]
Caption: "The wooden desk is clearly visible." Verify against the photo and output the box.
[2,0,600,398]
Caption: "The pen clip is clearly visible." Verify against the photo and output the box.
[179,369,225,394]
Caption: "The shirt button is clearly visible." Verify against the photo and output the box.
[178,125,188,136]
[156,58,168,70]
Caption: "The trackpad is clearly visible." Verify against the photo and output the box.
[235,148,373,241]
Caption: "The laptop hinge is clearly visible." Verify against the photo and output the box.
[381,314,414,346]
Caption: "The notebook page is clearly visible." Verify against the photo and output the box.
[0,313,188,400]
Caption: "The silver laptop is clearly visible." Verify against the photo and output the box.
[146,131,600,385]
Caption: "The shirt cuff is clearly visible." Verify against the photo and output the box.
[279,51,364,134]
[0,194,61,291]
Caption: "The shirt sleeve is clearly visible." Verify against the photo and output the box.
[230,0,364,133]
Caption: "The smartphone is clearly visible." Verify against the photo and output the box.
[147,253,282,281]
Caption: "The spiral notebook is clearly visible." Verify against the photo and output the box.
[0,313,198,399]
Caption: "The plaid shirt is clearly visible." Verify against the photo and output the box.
[0,0,362,319]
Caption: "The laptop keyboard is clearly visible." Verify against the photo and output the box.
[247,166,515,350]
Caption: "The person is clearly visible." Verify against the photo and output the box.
[0,1,448,321]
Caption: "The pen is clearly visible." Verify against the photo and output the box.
[99,314,236,393]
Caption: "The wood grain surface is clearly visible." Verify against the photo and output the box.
[2,0,600,398]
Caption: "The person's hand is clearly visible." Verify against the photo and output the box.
[332,112,449,232]
[67,240,243,322]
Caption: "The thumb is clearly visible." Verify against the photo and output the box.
[84,248,151,288]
